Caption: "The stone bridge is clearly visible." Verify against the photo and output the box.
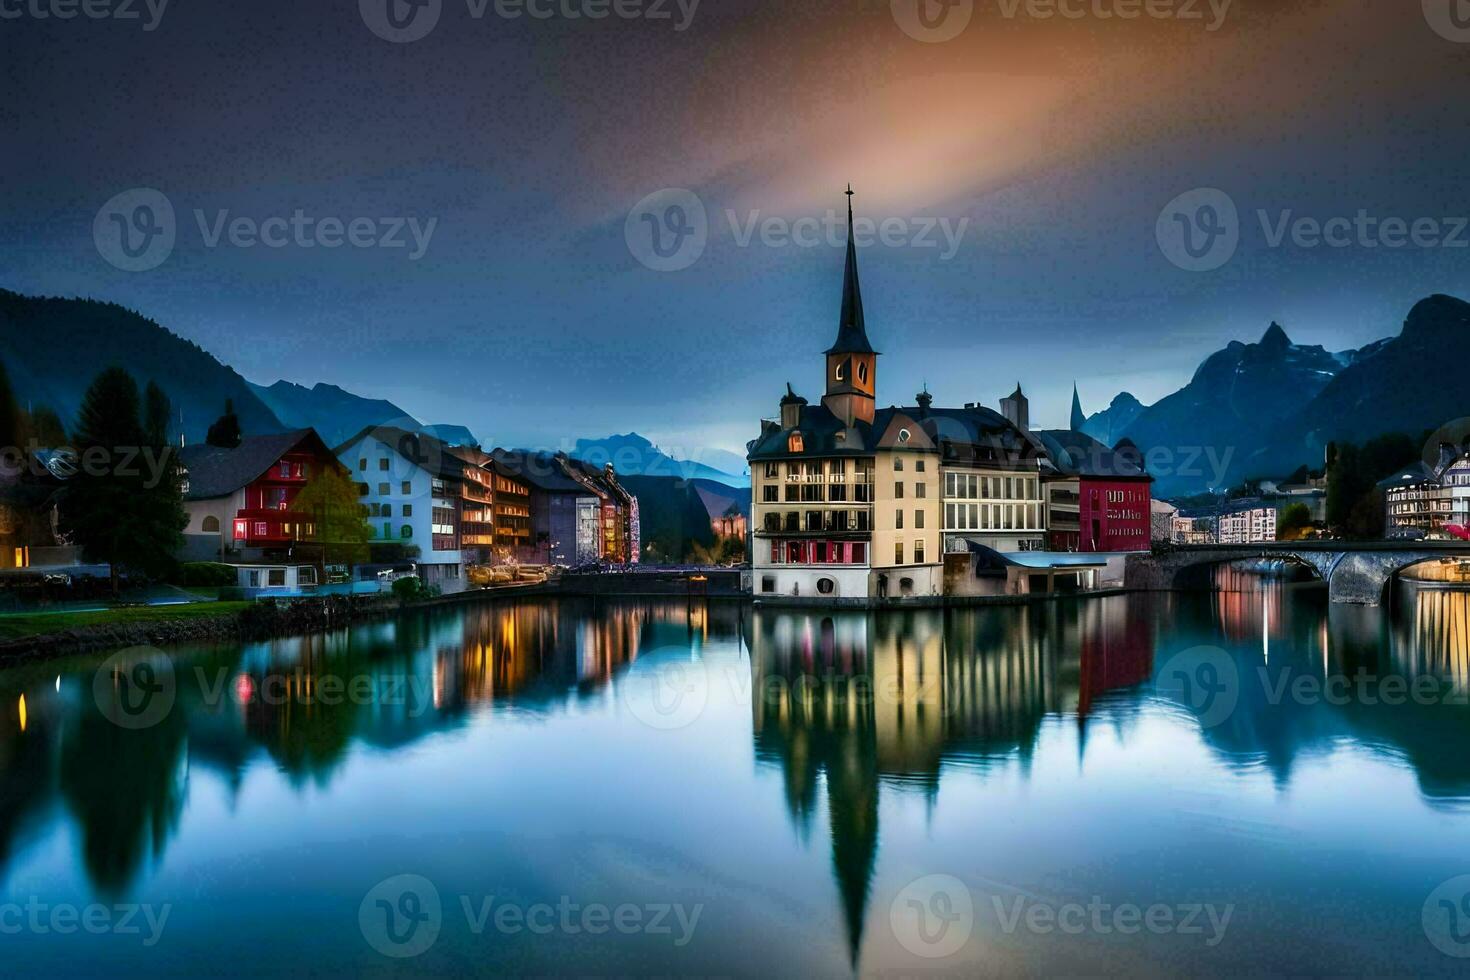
[1124,542,1470,605]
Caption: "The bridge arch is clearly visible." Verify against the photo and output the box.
[1128,546,1470,605]
[1160,550,1334,592]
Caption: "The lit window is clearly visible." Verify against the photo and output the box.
[788,432,804,453]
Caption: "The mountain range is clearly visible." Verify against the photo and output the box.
[0,287,748,484]
[1079,294,1470,496]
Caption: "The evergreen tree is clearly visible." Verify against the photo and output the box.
[206,398,242,449]
[26,406,68,448]
[57,368,186,593]
[143,381,172,447]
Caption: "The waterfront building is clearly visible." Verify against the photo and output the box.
[1381,441,1470,538]
[1036,429,1152,552]
[490,450,640,565]
[1217,505,1278,544]
[492,450,605,566]
[180,429,344,559]
[747,191,1085,600]
[335,426,472,593]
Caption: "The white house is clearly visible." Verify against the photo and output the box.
[335,426,467,595]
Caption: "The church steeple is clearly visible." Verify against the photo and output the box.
[823,186,878,426]
[828,185,876,357]
[1070,383,1087,432]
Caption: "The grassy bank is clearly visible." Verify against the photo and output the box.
[0,602,254,641]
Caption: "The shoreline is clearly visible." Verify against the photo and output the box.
[0,578,1151,664]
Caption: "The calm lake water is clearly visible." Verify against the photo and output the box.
[5,575,1470,976]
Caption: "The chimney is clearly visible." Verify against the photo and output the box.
[780,383,807,430]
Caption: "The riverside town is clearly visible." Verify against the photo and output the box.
[6,3,1470,978]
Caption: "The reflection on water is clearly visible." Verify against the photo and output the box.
[4,584,1470,974]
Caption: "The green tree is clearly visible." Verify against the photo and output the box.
[206,398,242,448]
[26,406,68,447]
[57,368,187,593]
[143,381,172,447]
[1277,502,1313,540]
[289,465,372,580]
[1326,433,1421,539]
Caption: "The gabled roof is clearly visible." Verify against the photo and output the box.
[180,429,337,501]
[1037,429,1150,481]
[1377,461,1437,490]
[334,425,463,480]
[491,450,590,493]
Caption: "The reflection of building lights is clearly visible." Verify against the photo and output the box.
[18,694,26,732]
[234,674,255,703]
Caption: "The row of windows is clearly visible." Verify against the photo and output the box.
[365,502,412,518]
[762,511,872,533]
[768,541,869,565]
[893,540,927,565]
[893,509,925,530]
[945,473,1038,501]
[358,481,414,497]
[945,503,1044,531]
[764,483,875,503]
[892,482,927,499]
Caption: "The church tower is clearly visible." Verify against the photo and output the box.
[822,186,878,427]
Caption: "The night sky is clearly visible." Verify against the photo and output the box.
[3,0,1468,458]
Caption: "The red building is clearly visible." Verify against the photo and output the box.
[180,430,346,556]
[1040,430,1152,553]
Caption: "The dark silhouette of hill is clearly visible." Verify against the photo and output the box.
[0,289,282,442]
